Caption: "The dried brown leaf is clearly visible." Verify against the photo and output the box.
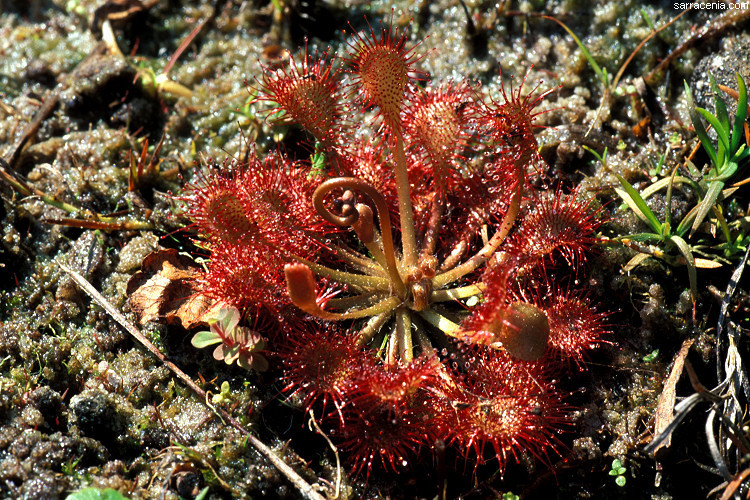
[652,338,694,455]
[126,248,212,329]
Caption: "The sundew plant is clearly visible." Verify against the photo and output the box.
[182,20,608,476]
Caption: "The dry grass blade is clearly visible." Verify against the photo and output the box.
[308,410,342,499]
[716,246,750,380]
[706,408,732,481]
[709,246,750,490]
[644,359,730,456]
[651,338,694,455]
[56,260,327,500]
[651,247,750,491]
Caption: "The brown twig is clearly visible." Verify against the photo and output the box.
[3,93,59,170]
[717,83,750,118]
[645,8,750,86]
[162,18,209,76]
[610,8,691,92]
[719,468,750,500]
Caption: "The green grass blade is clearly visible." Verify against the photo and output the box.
[705,160,738,182]
[685,81,720,169]
[621,232,669,243]
[615,174,663,235]
[545,16,609,88]
[683,158,703,180]
[582,144,607,164]
[690,179,725,236]
[731,73,748,154]
[711,204,732,244]
[697,108,730,157]
[737,145,750,164]
[710,74,730,134]
[670,235,698,303]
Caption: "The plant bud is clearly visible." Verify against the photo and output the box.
[487,302,549,361]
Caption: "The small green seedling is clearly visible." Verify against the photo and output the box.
[308,141,327,179]
[647,149,668,179]
[66,488,129,500]
[544,16,610,90]
[191,306,268,371]
[211,381,234,405]
[583,145,608,169]
[609,458,627,487]
[642,349,659,363]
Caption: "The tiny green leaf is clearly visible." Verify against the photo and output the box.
[615,475,626,487]
[223,344,241,364]
[215,306,241,336]
[191,331,223,348]
[642,349,659,362]
[66,488,130,500]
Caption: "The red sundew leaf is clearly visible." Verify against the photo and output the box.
[505,188,604,270]
[182,154,332,250]
[344,17,426,133]
[404,82,476,194]
[543,290,610,363]
[504,281,610,365]
[338,394,436,478]
[472,67,557,151]
[436,349,568,470]
[346,355,441,412]
[199,241,288,313]
[438,155,520,250]
[253,42,344,148]
[126,248,212,329]
[277,323,370,417]
[344,142,399,220]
